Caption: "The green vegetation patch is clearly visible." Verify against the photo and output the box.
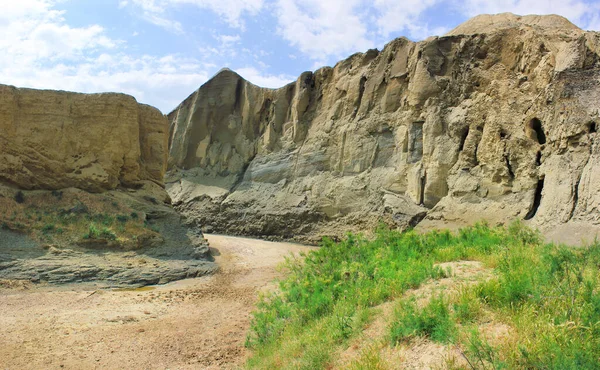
[246,222,600,369]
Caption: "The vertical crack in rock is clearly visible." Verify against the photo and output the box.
[504,153,515,180]
[528,118,547,145]
[525,178,545,220]
[352,76,367,119]
[419,172,427,206]
[459,127,469,151]
[588,121,597,133]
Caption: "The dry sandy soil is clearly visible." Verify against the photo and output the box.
[0,234,314,370]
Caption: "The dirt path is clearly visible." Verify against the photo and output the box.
[0,234,314,370]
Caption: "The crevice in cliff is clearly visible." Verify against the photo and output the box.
[528,118,546,145]
[569,177,581,221]
[234,78,244,114]
[352,76,367,119]
[473,126,483,165]
[504,154,515,180]
[459,127,469,151]
[588,121,597,134]
[535,151,542,166]
[524,178,544,220]
[419,171,427,206]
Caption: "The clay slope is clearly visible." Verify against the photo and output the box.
[167,13,600,244]
[0,86,215,286]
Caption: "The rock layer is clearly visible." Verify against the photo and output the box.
[168,13,600,243]
[0,85,168,192]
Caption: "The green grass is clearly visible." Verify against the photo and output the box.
[83,222,117,240]
[390,295,455,344]
[245,222,600,369]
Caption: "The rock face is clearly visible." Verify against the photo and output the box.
[168,13,600,244]
[0,86,215,286]
[0,85,167,192]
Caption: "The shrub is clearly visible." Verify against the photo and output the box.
[83,223,117,240]
[84,223,100,239]
[41,223,55,234]
[116,215,129,223]
[14,191,25,204]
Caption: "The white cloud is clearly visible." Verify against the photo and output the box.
[127,0,264,31]
[0,0,116,63]
[459,0,589,23]
[234,67,294,88]
[274,0,373,60]
[215,34,241,45]
[272,0,600,64]
[373,0,445,38]
[0,0,212,112]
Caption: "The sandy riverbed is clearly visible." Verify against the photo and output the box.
[0,234,314,370]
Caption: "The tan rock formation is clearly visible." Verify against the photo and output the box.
[0,85,168,192]
[0,86,215,285]
[167,13,600,244]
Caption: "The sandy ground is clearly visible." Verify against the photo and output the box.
[0,234,314,370]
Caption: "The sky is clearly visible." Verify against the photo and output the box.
[2,0,600,113]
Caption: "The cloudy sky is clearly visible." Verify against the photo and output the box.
[2,0,600,113]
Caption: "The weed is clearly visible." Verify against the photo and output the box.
[349,344,388,370]
[390,295,455,344]
[453,288,481,324]
[83,223,117,240]
[462,329,507,370]
[84,223,100,239]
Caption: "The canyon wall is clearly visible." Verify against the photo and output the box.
[0,86,215,286]
[168,13,600,244]
[0,85,168,192]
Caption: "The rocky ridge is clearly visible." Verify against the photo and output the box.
[167,13,600,244]
[0,86,215,286]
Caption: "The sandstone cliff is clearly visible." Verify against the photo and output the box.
[167,13,600,244]
[0,85,168,192]
[0,86,215,286]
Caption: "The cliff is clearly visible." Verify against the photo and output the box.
[0,85,168,192]
[0,86,215,286]
[167,13,600,244]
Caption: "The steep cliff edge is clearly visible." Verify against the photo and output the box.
[0,85,167,192]
[0,86,215,286]
[167,13,600,244]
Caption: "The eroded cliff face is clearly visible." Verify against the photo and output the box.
[167,13,600,244]
[0,86,215,286]
[0,85,168,192]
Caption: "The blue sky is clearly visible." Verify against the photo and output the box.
[2,0,600,113]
